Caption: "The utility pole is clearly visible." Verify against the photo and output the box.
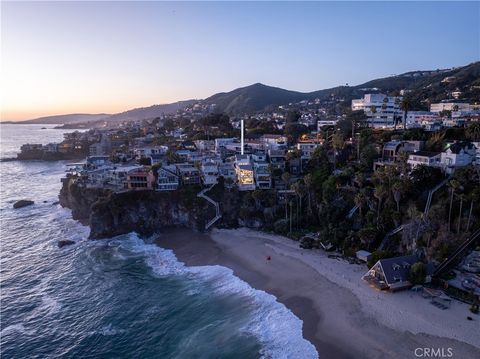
[241,119,244,155]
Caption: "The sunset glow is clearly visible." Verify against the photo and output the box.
[1,1,479,121]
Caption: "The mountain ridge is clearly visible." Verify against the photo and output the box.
[6,61,479,125]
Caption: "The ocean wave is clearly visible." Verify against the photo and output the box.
[89,323,126,337]
[117,233,318,359]
[1,324,35,336]
[39,295,62,316]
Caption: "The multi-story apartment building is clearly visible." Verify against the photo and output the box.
[351,94,403,128]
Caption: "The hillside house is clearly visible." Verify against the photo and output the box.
[157,165,179,191]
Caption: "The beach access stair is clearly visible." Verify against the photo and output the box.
[433,228,480,278]
[424,177,450,216]
[378,224,405,250]
[197,184,222,230]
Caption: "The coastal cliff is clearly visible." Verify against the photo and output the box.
[59,177,272,239]
[59,178,217,238]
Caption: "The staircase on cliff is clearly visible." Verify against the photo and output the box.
[197,184,222,230]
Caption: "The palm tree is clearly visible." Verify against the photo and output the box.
[332,131,344,171]
[374,185,388,225]
[400,97,411,130]
[304,174,314,216]
[393,97,401,130]
[281,172,291,190]
[289,200,293,233]
[447,179,460,232]
[391,181,403,212]
[369,106,377,128]
[465,122,480,141]
[466,188,479,232]
[457,194,465,233]
[251,189,262,210]
[354,191,367,217]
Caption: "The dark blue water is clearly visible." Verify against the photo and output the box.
[0,124,318,359]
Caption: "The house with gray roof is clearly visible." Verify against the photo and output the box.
[362,254,425,291]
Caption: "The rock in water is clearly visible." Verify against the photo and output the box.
[13,200,34,209]
[58,240,75,248]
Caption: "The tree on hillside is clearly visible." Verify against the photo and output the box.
[409,262,426,285]
[281,172,291,190]
[285,123,308,143]
[400,97,412,130]
[447,179,461,232]
[466,122,480,141]
[374,185,388,225]
[304,173,314,217]
[354,190,368,217]
[391,181,403,212]
[286,110,300,123]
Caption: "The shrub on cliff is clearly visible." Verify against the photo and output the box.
[273,219,289,234]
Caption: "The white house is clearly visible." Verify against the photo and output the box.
[134,146,168,158]
[296,141,321,161]
[430,102,472,113]
[407,151,441,169]
[351,93,403,128]
[218,162,236,183]
[157,165,179,191]
[235,154,255,191]
[200,161,219,186]
[253,162,272,189]
[215,138,236,153]
[405,111,439,128]
[317,120,338,130]
[440,142,476,174]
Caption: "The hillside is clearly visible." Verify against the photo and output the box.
[16,61,478,126]
[103,100,197,123]
[203,83,313,114]
[15,113,110,125]
[202,61,480,114]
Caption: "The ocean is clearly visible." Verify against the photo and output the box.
[0,124,318,359]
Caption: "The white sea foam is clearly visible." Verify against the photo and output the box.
[39,295,62,316]
[117,233,319,359]
[89,323,126,336]
[1,324,34,336]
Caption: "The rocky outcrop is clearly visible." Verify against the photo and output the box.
[58,240,75,248]
[59,177,271,240]
[13,200,34,209]
[59,177,111,225]
[59,178,212,239]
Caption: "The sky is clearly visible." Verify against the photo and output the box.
[1,1,479,121]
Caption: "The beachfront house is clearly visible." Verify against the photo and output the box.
[200,161,219,186]
[175,163,201,185]
[157,165,179,191]
[362,254,421,291]
[126,167,155,190]
[105,165,144,190]
[218,162,236,184]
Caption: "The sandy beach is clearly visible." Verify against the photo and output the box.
[157,228,480,359]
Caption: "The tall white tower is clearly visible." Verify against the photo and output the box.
[240,119,244,155]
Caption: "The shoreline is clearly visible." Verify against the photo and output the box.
[157,227,480,359]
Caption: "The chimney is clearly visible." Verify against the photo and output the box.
[241,119,244,155]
